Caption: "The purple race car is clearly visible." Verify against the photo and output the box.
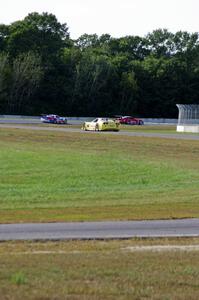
[40,114,67,124]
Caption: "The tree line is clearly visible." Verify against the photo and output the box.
[0,12,199,117]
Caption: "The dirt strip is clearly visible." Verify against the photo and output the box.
[1,245,199,255]
[123,245,199,252]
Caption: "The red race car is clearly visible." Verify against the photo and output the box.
[118,116,144,125]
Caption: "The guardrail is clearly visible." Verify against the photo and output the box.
[0,115,178,124]
[142,118,177,124]
[0,115,40,119]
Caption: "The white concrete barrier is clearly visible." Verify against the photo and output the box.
[177,125,199,133]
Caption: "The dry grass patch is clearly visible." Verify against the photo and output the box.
[0,238,199,299]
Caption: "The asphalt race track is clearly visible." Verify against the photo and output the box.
[0,219,199,241]
[1,123,199,140]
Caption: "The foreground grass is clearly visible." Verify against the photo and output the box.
[0,127,199,222]
[0,238,199,299]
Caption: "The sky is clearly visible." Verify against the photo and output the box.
[0,0,198,39]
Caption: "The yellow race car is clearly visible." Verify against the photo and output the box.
[82,118,120,131]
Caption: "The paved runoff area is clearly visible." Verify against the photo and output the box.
[0,219,199,241]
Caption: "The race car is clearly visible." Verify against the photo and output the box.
[82,118,120,131]
[40,114,67,124]
[118,116,144,125]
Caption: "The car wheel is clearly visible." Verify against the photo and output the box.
[83,123,87,131]
[95,124,99,131]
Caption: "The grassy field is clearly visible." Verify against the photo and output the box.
[1,126,199,300]
[0,126,199,223]
[0,238,199,299]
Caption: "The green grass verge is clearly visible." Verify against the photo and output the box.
[121,124,177,133]
[0,239,199,299]
[0,127,199,222]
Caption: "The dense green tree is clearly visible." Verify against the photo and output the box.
[146,29,174,57]
[0,53,10,111]
[7,12,70,62]
[119,71,138,114]
[108,35,149,60]
[8,52,43,114]
[0,25,9,52]
[0,13,199,117]
[72,50,119,115]
[75,34,99,50]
